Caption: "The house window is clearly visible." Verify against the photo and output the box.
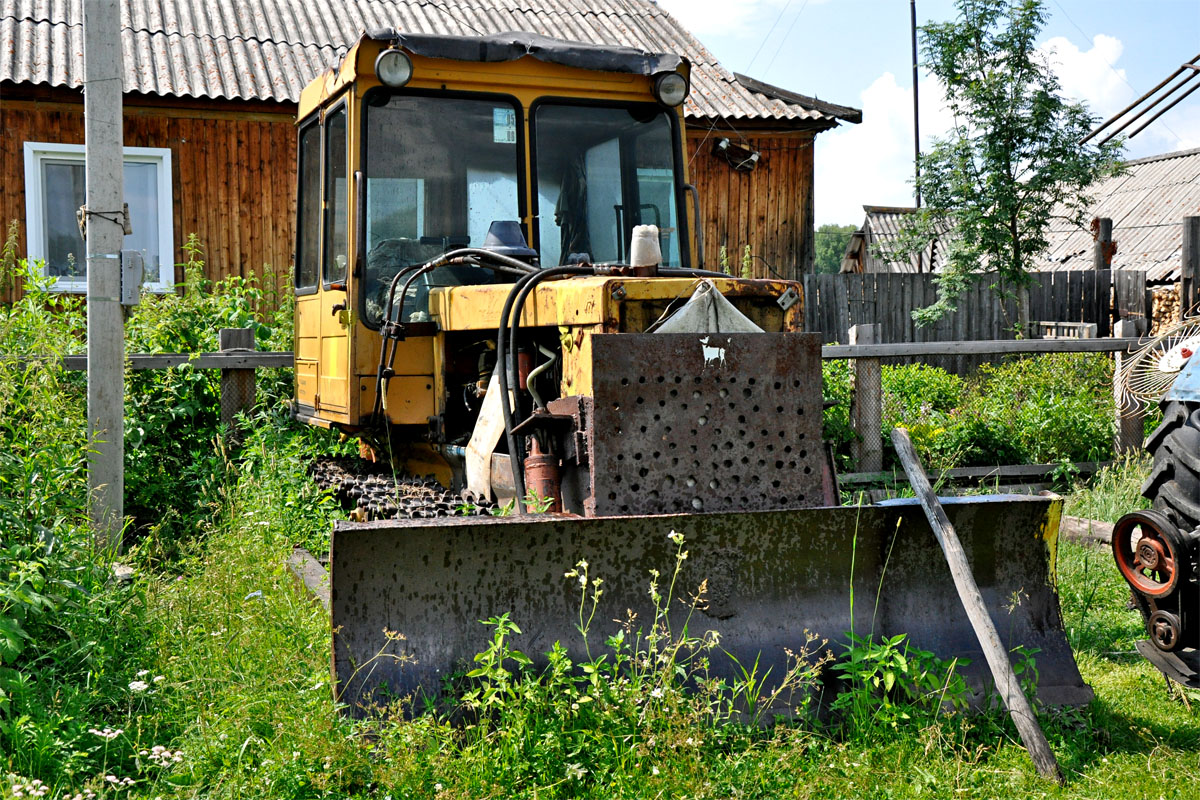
[23,142,174,293]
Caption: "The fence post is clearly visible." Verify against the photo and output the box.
[1093,217,1114,270]
[219,328,256,432]
[1183,217,1200,318]
[1114,318,1145,456]
[850,323,883,472]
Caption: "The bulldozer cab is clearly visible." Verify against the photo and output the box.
[292,31,695,430]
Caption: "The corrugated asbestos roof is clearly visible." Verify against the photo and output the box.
[856,205,952,274]
[1038,147,1200,282]
[1,0,847,126]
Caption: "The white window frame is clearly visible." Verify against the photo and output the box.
[23,142,174,293]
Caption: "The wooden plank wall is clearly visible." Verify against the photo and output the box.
[686,130,815,280]
[803,270,1148,373]
[2,92,296,304]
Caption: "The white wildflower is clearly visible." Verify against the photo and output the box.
[649,687,664,699]
[89,727,123,740]
[566,763,588,780]
[668,530,684,545]
[129,680,150,692]
[652,766,660,776]
[11,779,49,799]
[434,783,444,792]
[153,675,165,683]
[136,669,150,678]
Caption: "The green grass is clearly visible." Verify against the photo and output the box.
[7,437,1194,799]
[1064,455,1152,524]
[5,407,1198,797]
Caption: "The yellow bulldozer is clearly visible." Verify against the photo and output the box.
[291,28,1091,713]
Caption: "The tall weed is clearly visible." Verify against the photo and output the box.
[0,258,158,790]
[123,235,294,544]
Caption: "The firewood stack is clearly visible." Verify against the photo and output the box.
[1151,284,1181,335]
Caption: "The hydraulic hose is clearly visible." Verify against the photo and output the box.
[373,250,537,419]
[526,344,558,412]
[497,266,592,512]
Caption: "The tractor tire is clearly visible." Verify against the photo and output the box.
[1142,400,1200,533]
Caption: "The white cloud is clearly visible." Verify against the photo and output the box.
[814,32,1200,226]
[815,71,953,225]
[1039,34,1134,119]
[1040,34,1200,159]
[654,0,829,39]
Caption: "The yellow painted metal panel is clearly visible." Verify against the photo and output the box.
[353,330,435,376]
[296,297,322,337]
[428,277,803,333]
[429,278,617,332]
[319,333,350,412]
[560,324,598,398]
[295,361,318,406]
[297,337,320,361]
[361,376,437,426]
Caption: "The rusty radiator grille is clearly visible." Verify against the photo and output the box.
[588,333,825,516]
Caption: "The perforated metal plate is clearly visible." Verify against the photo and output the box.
[587,333,825,516]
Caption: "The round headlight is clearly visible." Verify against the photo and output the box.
[653,71,689,107]
[375,49,413,88]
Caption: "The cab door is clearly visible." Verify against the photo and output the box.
[294,117,322,412]
[317,102,352,417]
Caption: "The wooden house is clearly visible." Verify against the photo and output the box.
[1,0,859,300]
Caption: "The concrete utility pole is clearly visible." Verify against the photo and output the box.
[84,0,125,549]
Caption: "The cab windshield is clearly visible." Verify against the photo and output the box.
[362,93,523,326]
[533,103,684,268]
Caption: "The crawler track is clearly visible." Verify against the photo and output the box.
[310,457,497,520]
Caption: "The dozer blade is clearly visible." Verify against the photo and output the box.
[330,495,1092,714]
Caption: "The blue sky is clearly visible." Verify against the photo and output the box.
[656,0,1200,224]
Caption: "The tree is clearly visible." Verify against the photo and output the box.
[814,223,858,274]
[889,0,1123,327]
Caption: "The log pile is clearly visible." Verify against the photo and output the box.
[1151,284,1181,334]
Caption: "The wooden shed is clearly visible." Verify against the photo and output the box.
[1,0,859,300]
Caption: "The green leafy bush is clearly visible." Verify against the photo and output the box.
[826,353,1117,472]
[831,632,970,736]
[882,363,965,426]
[0,256,160,788]
[123,235,294,544]
[822,357,856,470]
[0,232,306,791]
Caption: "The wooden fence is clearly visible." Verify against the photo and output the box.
[46,330,1145,483]
[830,328,1145,476]
[803,270,1148,373]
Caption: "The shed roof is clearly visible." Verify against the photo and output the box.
[851,205,952,274]
[1038,147,1200,282]
[1,0,853,127]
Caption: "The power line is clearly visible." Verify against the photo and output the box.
[1049,0,1185,146]
[762,0,812,75]
[744,0,795,74]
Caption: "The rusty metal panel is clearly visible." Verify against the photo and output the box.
[586,333,825,516]
[330,495,1092,714]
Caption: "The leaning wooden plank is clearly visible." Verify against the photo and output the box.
[891,427,1064,785]
[287,547,331,611]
